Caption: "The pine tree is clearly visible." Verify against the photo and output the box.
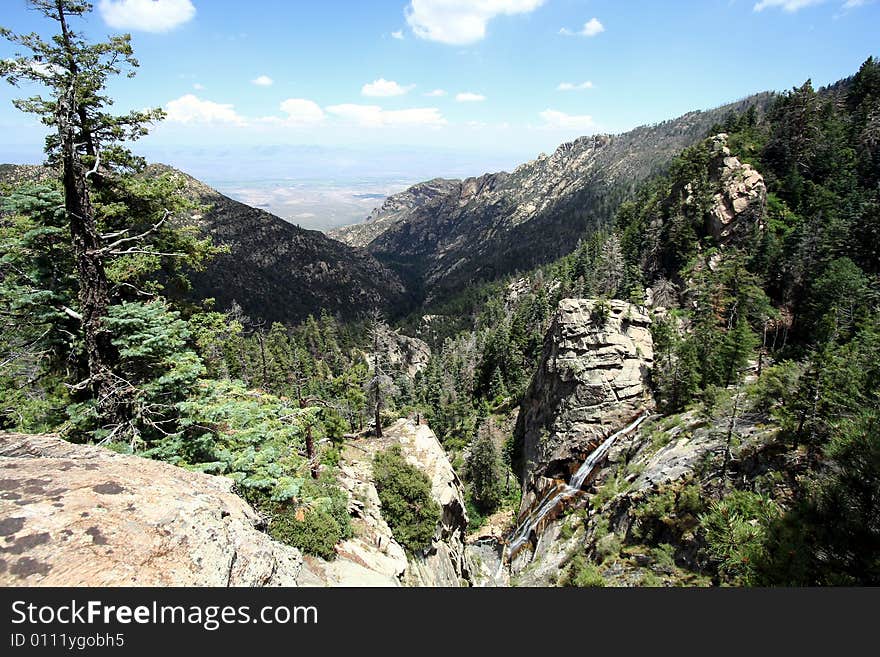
[466,429,503,513]
[365,311,397,437]
[0,2,210,440]
[0,184,75,428]
[595,233,625,297]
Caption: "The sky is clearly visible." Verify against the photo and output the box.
[1,0,878,229]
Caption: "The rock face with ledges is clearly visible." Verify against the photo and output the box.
[705,134,767,243]
[514,299,655,487]
[330,419,472,587]
[0,433,304,586]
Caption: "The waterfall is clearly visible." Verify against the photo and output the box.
[505,411,650,559]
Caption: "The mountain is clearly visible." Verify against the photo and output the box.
[146,165,415,324]
[331,93,775,303]
[0,163,413,325]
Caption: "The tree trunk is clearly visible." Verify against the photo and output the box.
[257,331,267,388]
[374,401,382,438]
[718,393,740,497]
[55,2,98,162]
[57,83,119,427]
[305,423,319,479]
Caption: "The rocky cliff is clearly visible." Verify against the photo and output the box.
[514,299,655,489]
[331,94,774,303]
[327,420,472,587]
[704,134,767,244]
[509,402,783,586]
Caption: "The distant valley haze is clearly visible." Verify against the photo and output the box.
[132,144,532,231]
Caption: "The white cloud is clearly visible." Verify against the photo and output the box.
[98,0,195,32]
[164,95,245,125]
[405,0,546,45]
[560,17,605,37]
[3,58,66,79]
[277,98,325,125]
[456,92,486,102]
[557,81,594,91]
[539,109,596,131]
[425,89,448,97]
[326,104,447,127]
[391,30,405,39]
[753,0,875,11]
[362,78,414,97]
[753,0,824,10]
[193,83,205,91]
[582,18,605,36]
[252,75,274,87]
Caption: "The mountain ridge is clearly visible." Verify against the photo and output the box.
[331,93,777,303]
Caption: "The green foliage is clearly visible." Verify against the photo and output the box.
[0,184,74,430]
[465,431,504,513]
[150,379,310,496]
[700,491,781,586]
[268,506,342,560]
[263,477,352,560]
[633,483,705,542]
[761,406,880,585]
[746,360,804,420]
[592,467,627,507]
[372,445,441,555]
[66,301,205,445]
[594,531,622,563]
[559,554,606,588]
[0,1,165,173]
[650,543,678,572]
[807,408,880,583]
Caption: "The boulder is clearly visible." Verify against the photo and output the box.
[0,433,304,586]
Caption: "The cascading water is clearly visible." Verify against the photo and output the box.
[503,411,650,562]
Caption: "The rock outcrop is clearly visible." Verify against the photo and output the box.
[331,420,471,586]
[0,425,472,587]
[367,328,431,380]
[0,433,305,586]
[512,404,782,586]
[514,299,655,488]
[705,134,767,243]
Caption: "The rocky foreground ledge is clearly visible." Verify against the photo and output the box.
[0,420,471,587]
[0,433,305,586]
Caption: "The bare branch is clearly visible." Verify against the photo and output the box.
[98,209,172,253]
[60,305,82,322]
[83,148,100,179]
[108,249,186,258]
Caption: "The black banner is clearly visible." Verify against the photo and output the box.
[0,587,876,653]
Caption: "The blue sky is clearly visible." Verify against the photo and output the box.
[1,0,878,222]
